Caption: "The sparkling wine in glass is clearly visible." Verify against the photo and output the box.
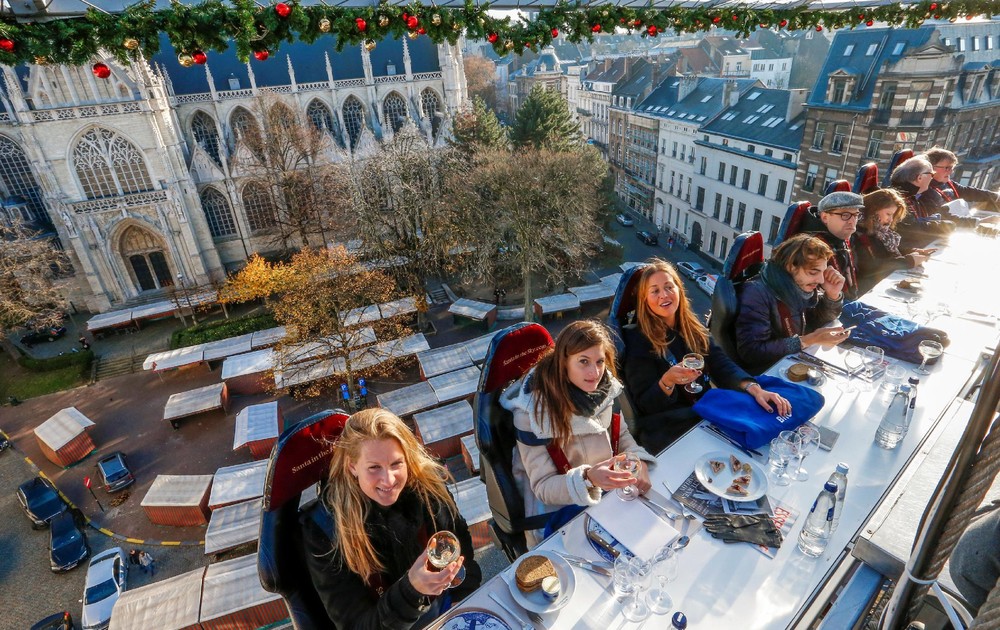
[426,531,465,587]
[613,452,642,501]
[681,353,705,394]
[914,340,943,375]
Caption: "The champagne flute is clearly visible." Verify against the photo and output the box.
[793,425,820,481]
[914,340,944,375]
[425,530,465,587]
[840,350,864,393]
[613,452,642,501]
[621,558,652,622]
[646,549,678,615]
[681,353,705,393]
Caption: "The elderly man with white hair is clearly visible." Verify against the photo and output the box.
[890,155,955,248]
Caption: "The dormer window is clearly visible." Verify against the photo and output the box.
[228,75,240,90]
[843,44,855,56]
[829,78,847,104]
[892,43,906,55]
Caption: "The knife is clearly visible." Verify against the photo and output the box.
[586,529,621,559]
[795,352,850,376]
[701,424,763,458]
[638,494,681,523]
[562,555,613,577]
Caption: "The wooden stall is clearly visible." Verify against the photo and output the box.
[533,293,582,320]
[232,402,282,460]
[448,298,497,331]
[460,434,480,474]
[163,382,229,429]
[221,349,275,395]
[412,400,474,459]
[204,498,262,556]
[427,365,481,405]
[141,474,213,526]
[376,381,439,418]
[199,554,288,630]
[33,407,96,467]
[109,565,204,630]
[209,460,267,510]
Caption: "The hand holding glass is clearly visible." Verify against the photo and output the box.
[681,353,704,393]
[425,531,465,588]
[915,340,943,375]
[613,452,642,501]
[793,425,820,482]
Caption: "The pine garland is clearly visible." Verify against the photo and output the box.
[0,0,996,66]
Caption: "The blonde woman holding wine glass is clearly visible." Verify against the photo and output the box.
[301,409,481,629]
[623,259,792,453]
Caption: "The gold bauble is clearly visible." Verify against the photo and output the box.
[431,13,442,26]
[34,55,49,65]
[478,17,485,26]
[379,15,390,27]
[364,39,377,51]
[123,38,140,51]
[504,39,514,50]
[407,30,420,39]
[452,22,461,31]
[318,17,331,32]
[177,52,194,67]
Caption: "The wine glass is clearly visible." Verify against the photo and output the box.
[613,554,637,600]
[426,530,465,587]
[863,346,885,388]
[681,353,704,393]
[613,452,642,501]
[769,435,796,487]
[840,350,864,393]
[905,299,925,324]
[646,549,678,614]
[793,425,820,481]
[621,558,652,622]
[915,340,944,375]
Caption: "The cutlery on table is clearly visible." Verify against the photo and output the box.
[661,482,693,519]
[795,353,850,377]
[701,424,762,458]
[489,592,532,630]
[638,494,681,523]
[561,554,613,577]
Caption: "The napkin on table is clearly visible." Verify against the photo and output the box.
[588,493,678,561]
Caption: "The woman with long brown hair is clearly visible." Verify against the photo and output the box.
[623,259,790,453]
[301,409,481,629]
[500,319,654,546]
[854,188,932,294]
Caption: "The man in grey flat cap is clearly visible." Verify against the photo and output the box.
[801,191,864,301]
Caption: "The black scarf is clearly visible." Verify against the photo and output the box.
[568,371,612,417]
[760,261,817,315]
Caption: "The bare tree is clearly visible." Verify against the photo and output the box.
[0,220,69,357]
[464,55,502,113]
[454,148,608,320]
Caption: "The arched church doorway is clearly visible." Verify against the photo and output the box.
[119,225,173,292]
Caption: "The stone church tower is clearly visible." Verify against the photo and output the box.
[0,36,467,314]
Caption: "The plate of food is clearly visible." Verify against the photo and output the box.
[437,608,513,630]
[694,451,768,502]
[893,279,923,295]
[507,549,576,614]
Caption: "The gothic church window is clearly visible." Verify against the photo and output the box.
[383,92,408,133]
[72,127,153,200]
[200,187,237,238]
[191,112,222,167]
[420,89,442,138]
[307,99,336,134]
[0,136,49,223]
[343,96,366,148]
[242,182,277,232]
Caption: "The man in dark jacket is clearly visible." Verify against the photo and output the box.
[800,191,863,301]
[921,147,1000,217]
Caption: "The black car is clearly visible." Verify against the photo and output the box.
[95,452,134,493]
[20,325,67,346]
[30,611,75,630]
[636,230,659,246]
[17,477,68,529]
[49,511,89,572]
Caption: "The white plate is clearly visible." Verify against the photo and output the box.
[507,550,576,614]
[892,280,922,295]
[694,451,768,502]
[438,608,512,630]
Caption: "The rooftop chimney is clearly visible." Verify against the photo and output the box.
[786,88,807,121]
[723,79,739,107]
[678,74,698,101]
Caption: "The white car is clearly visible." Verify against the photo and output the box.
[615,213,635,227]
[676,261,707,279]
[697,274,718,296]
[81,547,128,630]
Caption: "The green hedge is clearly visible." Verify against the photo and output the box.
[171,312,277,349]
[18,349,94,373]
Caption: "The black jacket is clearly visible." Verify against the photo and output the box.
[894,182,956,249]
[301,488,482,630]
[853,231,918,296]
[800,210,859,301]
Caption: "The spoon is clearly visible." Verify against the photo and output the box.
[671,535,690,551]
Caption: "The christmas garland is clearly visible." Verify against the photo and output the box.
[0,0,996,68]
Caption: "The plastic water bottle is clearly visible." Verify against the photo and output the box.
[797,481,838,557]
[671,612,688,629]
[902,377,919,439]
[827,463,849,532]
[875,385,911,449]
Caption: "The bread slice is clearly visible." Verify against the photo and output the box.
[516,555,557,593]
[730,454,743,474]
[727,482,749,497]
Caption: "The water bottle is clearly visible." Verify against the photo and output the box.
[671,612,688,629]
[874,385,911,449]
[827,463,849,532]
[902,377,919,439]
[798,481,838,557]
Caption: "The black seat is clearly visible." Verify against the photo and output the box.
[258,409,349,630]
[607,265,648,433]
[774,201,812,246]
[709,232,765,363]
[473,322,554,563]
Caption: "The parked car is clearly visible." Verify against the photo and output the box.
[17,477,68,529]
[676,261,708,279]
[20,325,67,346]
[697,273,718,296]
[30,612,75,630]
[95,452,134,493]
[81,548,128,630]
[636,230,659,246]
[615,213,635,227]
[49,511,89,572]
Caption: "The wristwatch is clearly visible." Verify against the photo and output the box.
[742,380,759,394]
[583,467,595,489]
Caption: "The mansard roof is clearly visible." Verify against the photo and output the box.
[636,76,757,124]
[701,87,805,151]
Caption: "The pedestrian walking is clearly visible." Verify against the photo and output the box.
[138,550,155,576]
[78,335,90,350]
[128,549,140,566]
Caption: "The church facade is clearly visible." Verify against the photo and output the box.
[0,36,467,314]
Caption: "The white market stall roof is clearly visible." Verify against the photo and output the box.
[620,261,644,272]
[201,333,255,362]
[340,303,382,327]
[282,327,377,365]
[417,344,474,379]
[33,407,94,450]
[209,460,268,508]
[534,293,581,314]
[428,365,481,403]
[273,333,428,389]
[461,434,480,472]
[569,282,616,303]
[221,349,275,380]
[232,402,281,450]
[251,326,287,349]
[450,477,491,527]
[141,474,214,508]
[86,309,134,332]
[601,273,623,289]
[413,400,474,444]
[204,498,262,555]
[448,298,495,320]
[128,301,178,320]
[274,356,345,389]
[377,381,438,417]
[379,296,419,319]
[109,565,204,630]
[200,553,284,622]
[465,330,501,364]
[163,383,227,421]
[143,345,204,371]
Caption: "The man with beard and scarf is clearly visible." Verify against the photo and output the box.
[735,235,849,375]
[800,191,864,301]
[500,320,654,547]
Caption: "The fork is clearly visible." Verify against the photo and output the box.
[488,592,532,630]
[525,610,547,629]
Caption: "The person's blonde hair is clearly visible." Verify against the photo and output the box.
[635,259,709,357]
[861,189,907,232]
[531,320,618,449]
[323,408,455,580]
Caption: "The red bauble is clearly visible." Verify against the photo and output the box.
[633,19,642,27]
[406,15,419,29]
[929,3,938,10]
[779,19,788,27]
[967,14,974,20]
[254,50,270,61]
[92,62,111,79]
[647,24,657,36]
[732,15,738,21]
[866,20,874,26]
[934,13,942,18]
[192,50,207,65]
[712,16,721,23]
[0,38,13,53]
[274,2,291,18]
[356,17,367,31]
[591,24,602,33]
[815,25,823,31]
[487,32,498,43]
[417,27,426,34]
[858,13,865,20]
[551,28,559,37]
[402,11,409,20]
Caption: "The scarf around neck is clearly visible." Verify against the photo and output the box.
[760,261,817,315]
[875,225,902,256]
[568,371,612,417]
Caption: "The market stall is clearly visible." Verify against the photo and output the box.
[221,349,275,395]
[427,365,481,404]
[141,474,213,526]
[232,402,282,460]
[208,459,268,510]
[448,298,497,331]
[412,400,474,459]
[376,381,438,418]
[199,553,288,630]
[33,407,96,467]
[108,565,204,630]
[204,498,262,556]
[163,382,229,429]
